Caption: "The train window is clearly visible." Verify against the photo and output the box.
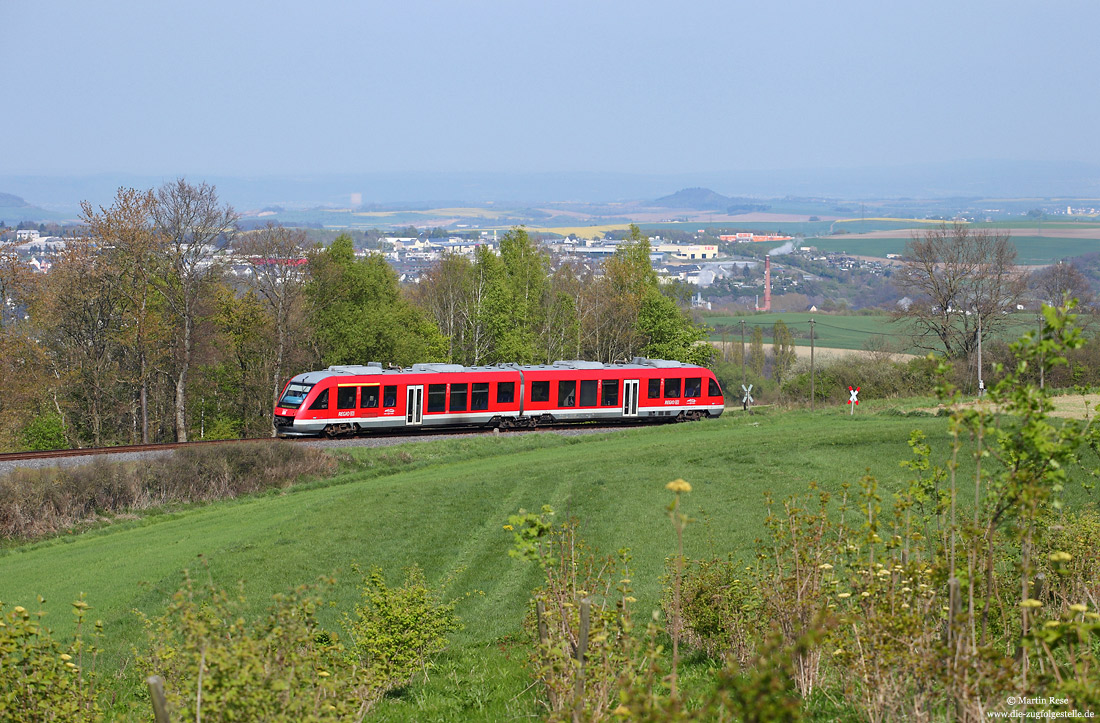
[450,383,468,412]
[685,377,702,398]
[664,378,682,398]
[558,380,576,407]
[579,380,598,407]
[337,386,357,410]
[648,379,661,399]
[471,382,490,410]
[427,384,447,413]
[531,381,550,403]
[308,388,329,410]
[383,385,397,407]
[600,380,618,406]
[278,382,312,409]
[709,378,722,397]
[497,381,515,404]
[360,385,379,408]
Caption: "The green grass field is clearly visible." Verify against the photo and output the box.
[703,312,1042,352]
[808,233,1100,264]
[3,409,1097,719]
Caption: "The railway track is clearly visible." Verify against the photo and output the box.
[0,421,639,467]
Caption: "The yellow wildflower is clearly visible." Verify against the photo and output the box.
[837,592,851,599]
[59,654,72,661]
[818,563,834,570]
[666,479,692,493]
[1069,604,1088,613]
[1020,599,1042,609]
[1049,551,1073,563]
[502,524,513,531]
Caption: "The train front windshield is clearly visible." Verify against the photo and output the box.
[278,382,313,409]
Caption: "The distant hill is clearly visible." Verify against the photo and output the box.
[652,187,770,214]
[653,187,731,210]
[0,192,30,208]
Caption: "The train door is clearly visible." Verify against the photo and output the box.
[405,385,423,426]
[622,379,639,417]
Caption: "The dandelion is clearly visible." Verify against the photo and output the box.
[65,662,77,670]
[818,563,834,570]
[861,591,871,597]
[877,569,890,577]
[620,579,631,585]
[1049,551,1073,563]
[901,603,910,609]
[832,649,844,656]
[59,654,72,661]
[317,670,331,678]
[625,597,637,603]
[666,478,692,493]
[837,593,851,599]
[1044,620,1061,628]
[901,587,912,593]
[13,606,26,615]
[1069,604,1088,613]
[1020,599,1042,609]
[502,524,513,531]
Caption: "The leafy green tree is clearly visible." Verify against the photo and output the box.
[498,227,550,363]
[772,319,797,390]
[307,235,446,367]
[749,325,766,376]
[638,288,714,366]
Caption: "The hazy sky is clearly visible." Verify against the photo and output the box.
[4,0,1099,177]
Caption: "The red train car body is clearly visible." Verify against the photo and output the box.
[273,358,724,438]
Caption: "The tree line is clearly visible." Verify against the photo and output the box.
[0,182,710,450]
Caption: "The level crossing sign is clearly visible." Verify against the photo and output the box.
[741,384,753,410]
[848,386,860,415]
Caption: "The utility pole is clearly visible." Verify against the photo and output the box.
[809,317,816,411]
[740,319,746,388]
[977,311,984,397]
[1038,311,1045,390]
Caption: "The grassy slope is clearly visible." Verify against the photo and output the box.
[2,411,1095,719]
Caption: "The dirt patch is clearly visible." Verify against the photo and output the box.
[913,393,1100,420]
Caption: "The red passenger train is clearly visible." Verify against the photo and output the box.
[272,358,724,438]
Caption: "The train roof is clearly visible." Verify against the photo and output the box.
[290,357,708,385]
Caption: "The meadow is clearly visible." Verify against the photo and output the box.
[3,405,1098,720]
[808,233,1100,264]
[703,311,1042,352]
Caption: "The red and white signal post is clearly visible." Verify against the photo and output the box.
[847,386,860,415]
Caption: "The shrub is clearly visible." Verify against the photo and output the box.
[342,564,461,692]
[139,575,376,722]
[0,597,101,722]
[0,442,337,540]
[505,507,638,722]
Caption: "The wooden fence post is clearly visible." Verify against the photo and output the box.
[147,675,172,723]
[572,598,590,723]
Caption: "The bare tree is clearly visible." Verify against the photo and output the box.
[235,223,311,425]
[82,187,162,443]
[895,223,1025,358]
[1030,261,1093,309]
[152,179,238,442]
